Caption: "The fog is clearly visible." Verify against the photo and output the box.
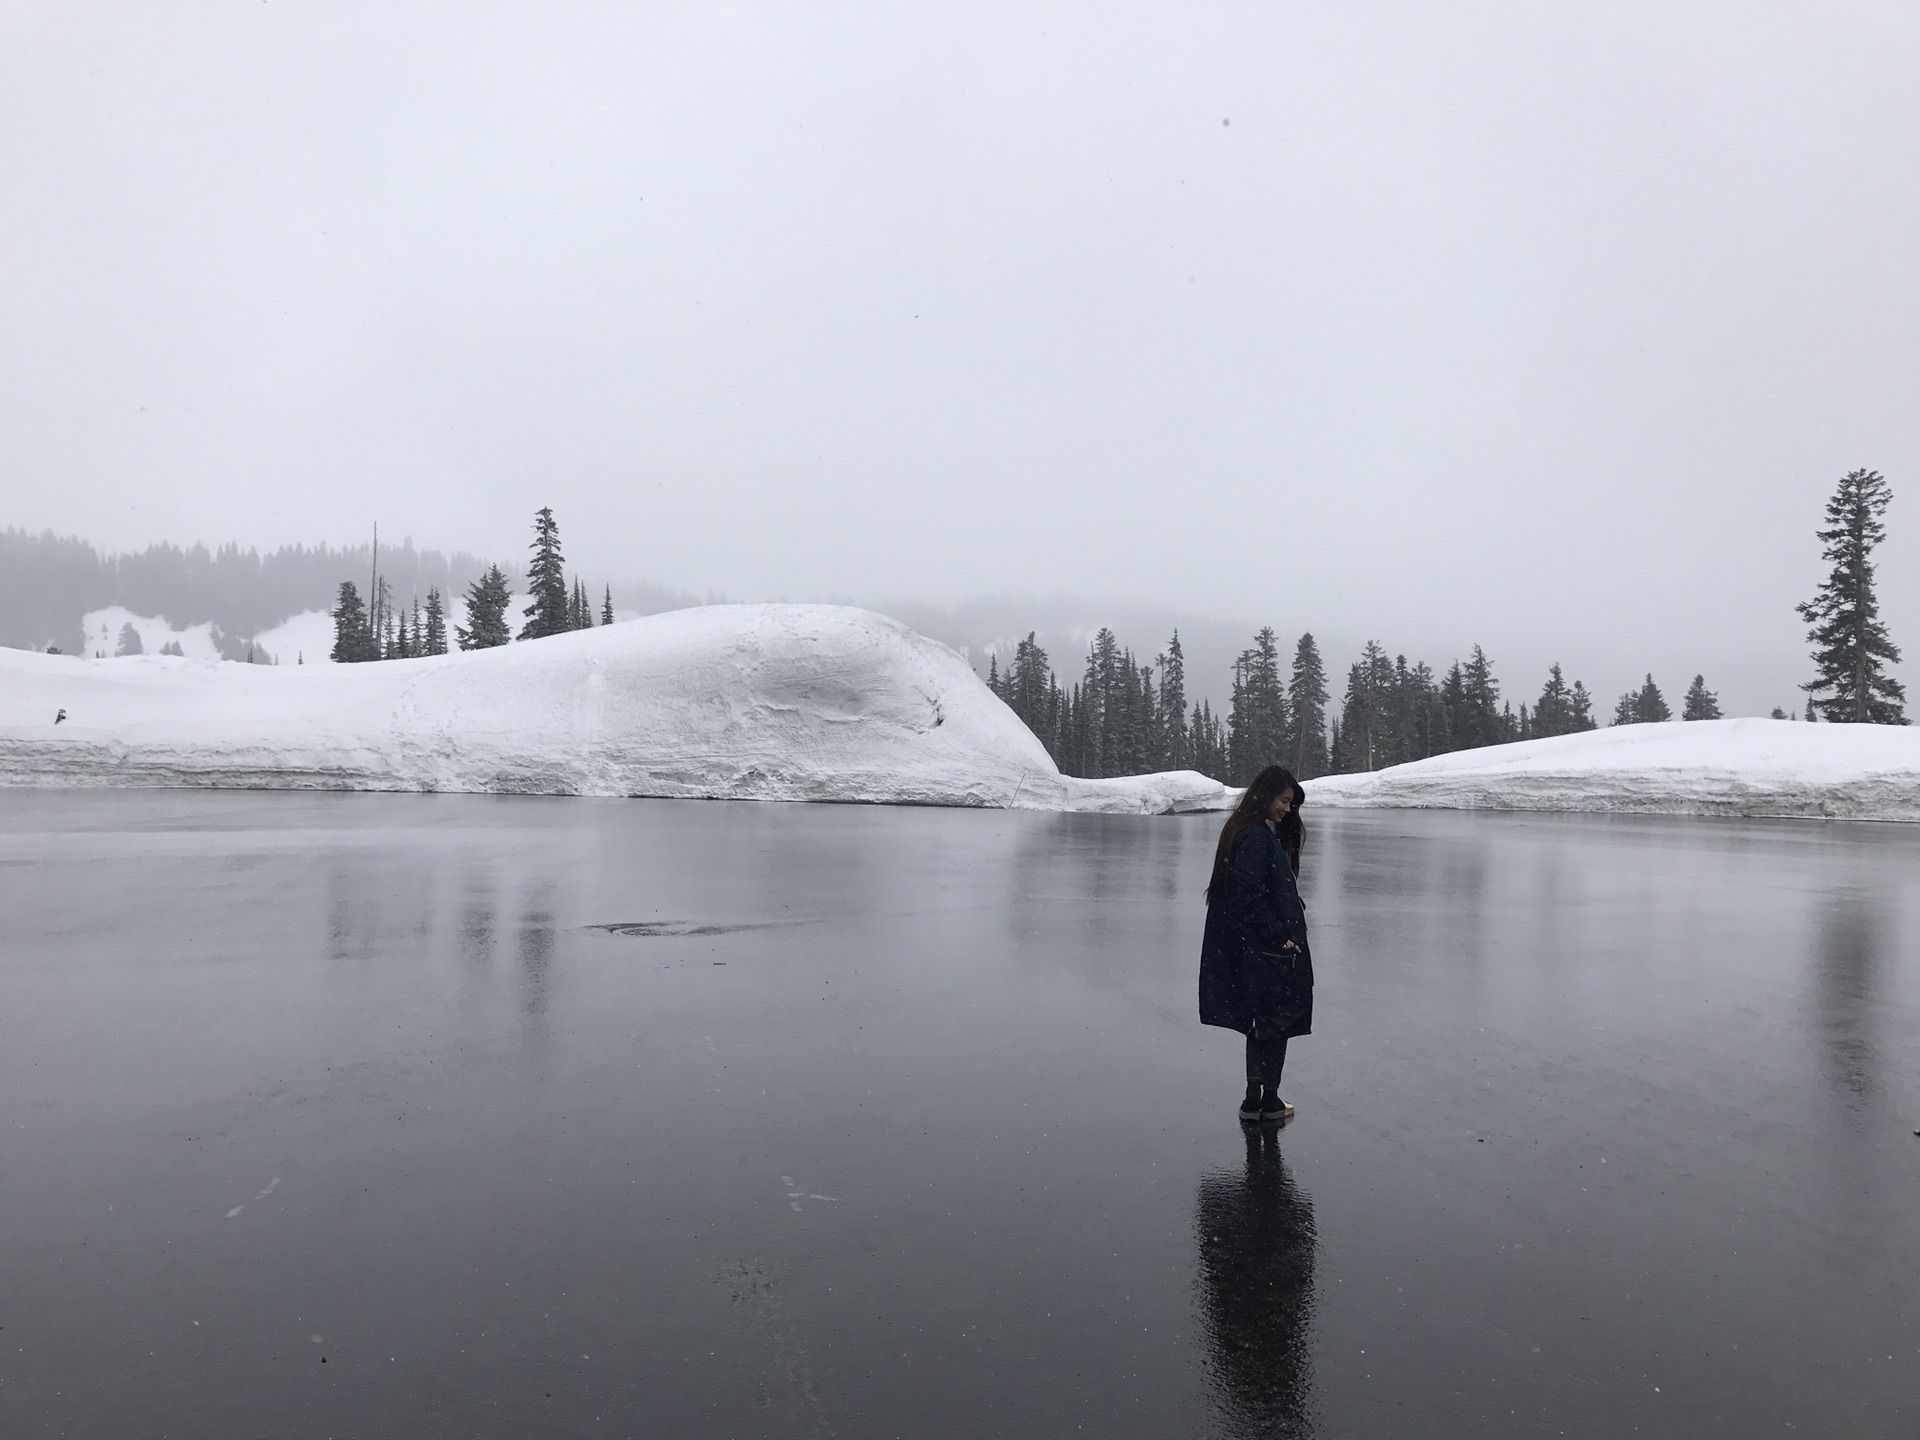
[3,3,1917,714]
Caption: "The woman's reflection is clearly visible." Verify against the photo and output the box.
[1195,1125,1317,1437]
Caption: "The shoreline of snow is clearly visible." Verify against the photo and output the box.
[1303,719,1920,822]
[1,604,1236,815]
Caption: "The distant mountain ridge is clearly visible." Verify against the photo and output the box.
[0,528,700,656]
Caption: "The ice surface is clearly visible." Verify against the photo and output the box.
[1305,718,1920,821]
[1,604,1234,814]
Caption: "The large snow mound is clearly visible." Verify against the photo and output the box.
[0,604,1234,814]
[1305,719,1920,821]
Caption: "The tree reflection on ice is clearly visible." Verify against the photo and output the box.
[1196,1126,1318,1437]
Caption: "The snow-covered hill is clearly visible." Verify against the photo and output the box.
[0,604,1234,814]
[1305,719,1920,821]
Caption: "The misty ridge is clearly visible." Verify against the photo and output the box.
[0,527,700,662]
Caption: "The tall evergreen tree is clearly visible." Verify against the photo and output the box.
[1637,674,1671,722]
[1534,663,1572,737]
[519,507,570,640]
[1227,627,1288,781]
[1190,700,1229,782]
[330,580,375,662]
[115,621,144,657]
[422,587,448,655]
[1283,633,1330,779]
[1452,646,1507,748]
[1333,642,1396,771]
[1566,681,1596,732]
[457,565,513,650]
[1682,675,1722,721]
[601,584,614,626]
[1078,629,1127,777]
[1614,674,1671,724]
[1438,661,1470,751]
[1402,659,1447,761]
[1157,632,1190,772]
[1797,468,1906,723]
[1006,633,1055,744]
[371,576,396,659]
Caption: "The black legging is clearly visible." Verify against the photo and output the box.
[1245,1032,1288,1088]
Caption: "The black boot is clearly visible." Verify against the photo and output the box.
[1239,1079,1263,1122]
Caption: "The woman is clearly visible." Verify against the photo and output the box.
[1198,765,1312,1123]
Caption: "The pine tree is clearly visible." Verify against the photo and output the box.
[1566,681,1596,732]
[330,581,375,662]
[1458,646,1506,747]
[1797,468,1906,723]
[987,653,1002,696]
[601,584,614,626]
[1283,633,1330,779]
[1535,664,1571,737]
[457,565,513,650]
[1611,691,1637,726]
[1805,696,1817,722]
[422,587,447,652]
[115,622,144,657]
[1007,633,1054,742]
[1404,659,1446,761]
[1190,700,1229,782]
[1080,629,1126,777]
[1333,642,1396,772]
[519,508,571,640]
[372,576,396,659]
[1636,674,1671,722]
[1227,627,1288,781]
[1157,632,1190,771]
[1438,662,1469,750]
[1769,706,1788,720]
[423,587,448,655]
[1682,675,1721,721]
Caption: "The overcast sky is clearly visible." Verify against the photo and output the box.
[4,3,1916,712]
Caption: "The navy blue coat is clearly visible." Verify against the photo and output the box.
[1199,822,1313,1039]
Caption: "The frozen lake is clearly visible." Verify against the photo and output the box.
[2,792,1917,1437]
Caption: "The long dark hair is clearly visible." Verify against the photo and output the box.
[1206,765,1305,905]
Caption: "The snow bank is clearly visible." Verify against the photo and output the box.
[0,604,1234,814]
[1305,719,1920,821]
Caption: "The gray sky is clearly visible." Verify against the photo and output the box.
[4,3,1917,714]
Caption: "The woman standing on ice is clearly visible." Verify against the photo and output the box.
[1198,766,1313,1123]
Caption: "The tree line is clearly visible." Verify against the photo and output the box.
[983,465,1907,779]
[330,508,613,661]
[986,630,1758,782]
[986,627,1331,784]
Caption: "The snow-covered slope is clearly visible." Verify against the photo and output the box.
[0,604,1233,814]
[1305,719,1920,821]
